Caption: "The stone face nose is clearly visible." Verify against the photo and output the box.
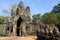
[17,1,25,15]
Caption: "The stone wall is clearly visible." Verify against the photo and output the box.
[0,23,7,36]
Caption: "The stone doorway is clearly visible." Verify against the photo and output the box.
[17,17,23,36]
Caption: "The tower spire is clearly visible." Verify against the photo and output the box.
[17,1,25,15]
[18,0,24,8]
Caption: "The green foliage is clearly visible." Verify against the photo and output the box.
[32,3,60,26]
[32,12,57,25]
[52,3,60,13]
[41,12,57,24]
[52,3,60,25]
[0,16,6,24]
[20,26,22,32]
[32,14,41,20]
[55,13,60,24]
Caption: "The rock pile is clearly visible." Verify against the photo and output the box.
[36,24,60,40]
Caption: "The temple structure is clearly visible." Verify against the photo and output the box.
[0,1,59,37]
[0,1,45,36]
[6,1,43,36]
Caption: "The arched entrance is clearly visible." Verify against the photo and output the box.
[17,17,23,36]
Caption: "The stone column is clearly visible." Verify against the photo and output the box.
[12,16,17,36]
[13,24,17,36]
[22,23,26,36]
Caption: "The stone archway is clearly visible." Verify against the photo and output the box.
[16,17,23,36]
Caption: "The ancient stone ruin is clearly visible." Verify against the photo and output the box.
[36,24,60,40]
[0,1,60,40]
[0,1,43,36]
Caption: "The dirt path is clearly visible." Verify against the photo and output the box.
[0,36,37,40]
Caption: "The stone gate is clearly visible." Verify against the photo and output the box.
[0,1,45,36]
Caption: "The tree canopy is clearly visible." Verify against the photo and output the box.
[32,14,41,20]
[52,3,60,13]
[32,3,60,26]
[41,12,57,24]
[0,16,7,24]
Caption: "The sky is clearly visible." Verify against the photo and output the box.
[0,0,60,17]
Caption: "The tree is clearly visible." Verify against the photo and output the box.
[2,3,17,16]
[0,16,6,24]
[55,13,60,24]
[52,3,60,13]
[52,3,60,26]
[32,14,41,20]
[41,12,57,25]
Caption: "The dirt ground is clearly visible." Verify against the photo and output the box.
[0,36,37,40]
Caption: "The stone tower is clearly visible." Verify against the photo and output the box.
[17,1,25,16]
[11,1,31,36]
[7,1,41,36]
[25,6,30,17]
[0,1,45,36]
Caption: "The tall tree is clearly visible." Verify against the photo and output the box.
[52,3,60,13]
[0,16,7,24]
[41,12,57,25]
[32,14,41,20]
[52,3,60,26]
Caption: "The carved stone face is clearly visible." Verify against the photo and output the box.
[17,8,24,15]
[25,7,30,17]
[18,8,23,13]
[46,24,60,34]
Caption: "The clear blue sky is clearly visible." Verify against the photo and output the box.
[0,0,60,17]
